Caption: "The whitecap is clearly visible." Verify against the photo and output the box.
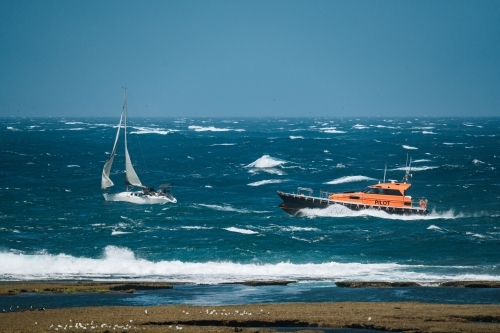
[67,165,80,168]
[111,231,132,235]
[245,155,287,168]
[7,126,21,131]
[247,179,285,186]
[197,204,250,214]
[224,227,258,235]
[282,226,319,232]
[325,175,376,185]
[352,124,368,129]
[472,159,484,165]
[466,232,486,239]
[324,130,346,134]
[188,125,245,132]
[402,145,418,150]
[289,136,304,139]
[181,226,213,230]
[392,166,438,171]
[427,225,443,231]
[210,143,236,146]
[129,127,174,135]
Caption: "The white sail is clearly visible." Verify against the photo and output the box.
[123,89,144,188]
[125,146,143,187]
[101,112,123,190]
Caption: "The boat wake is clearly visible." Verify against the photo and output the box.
[297,205,465,220]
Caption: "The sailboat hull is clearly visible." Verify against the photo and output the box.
[103,191,177,204]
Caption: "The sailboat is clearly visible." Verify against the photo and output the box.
[101,89,177,204]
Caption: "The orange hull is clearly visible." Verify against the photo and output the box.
[278,181,427,216]
[329,182,416,208]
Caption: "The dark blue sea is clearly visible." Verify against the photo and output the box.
[1,116,499,307]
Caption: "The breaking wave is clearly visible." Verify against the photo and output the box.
[324,176,376,185]
[246,155,287,168]
[224,227,258,235]
[247,179,286,186]
[0,246,497,283]
[188,125,245,132]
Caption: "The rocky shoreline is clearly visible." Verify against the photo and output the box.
[1,281,500,332]
[2,280,500,295]
[1,302,499,332]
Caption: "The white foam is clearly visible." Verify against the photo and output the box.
[197,204,250,214]
[188,125,245,132]
[67,165,80,168]
[352,124,368,129]
[181,226,213,230]
[281,227,320,232]
[321,127,346,134]
[247,179,285,186]
[402,145,418,150]
[7,126,21,131]
[325,176,376,185]
[472,159,484,165]
[427,225,444,232]
[289,136,304,139]
[210,143,236,146]
[245,155,287,168]
[1,246,496,283]
[393,166,438,171]
[466,232,486,239]
[111,231,132,235]
[298,205,462,221]
[129,127,174,135]
[224,227,258,235]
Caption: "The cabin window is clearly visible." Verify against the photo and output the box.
[382,189,403,196]
[364,188,402,196]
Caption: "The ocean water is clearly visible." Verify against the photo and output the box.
[1,117,499,290]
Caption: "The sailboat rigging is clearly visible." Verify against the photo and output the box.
[101,89,177,204]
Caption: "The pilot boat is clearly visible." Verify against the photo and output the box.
[277,161,427,216]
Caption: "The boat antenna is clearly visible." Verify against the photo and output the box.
[402,154,412,183]
[383,163,387,183]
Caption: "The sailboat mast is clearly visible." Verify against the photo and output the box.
[123,88,129,192]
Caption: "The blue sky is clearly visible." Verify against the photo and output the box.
[1,0,499,117]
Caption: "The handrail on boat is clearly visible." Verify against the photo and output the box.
[297,187,313,196]
[319,189,331,199]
